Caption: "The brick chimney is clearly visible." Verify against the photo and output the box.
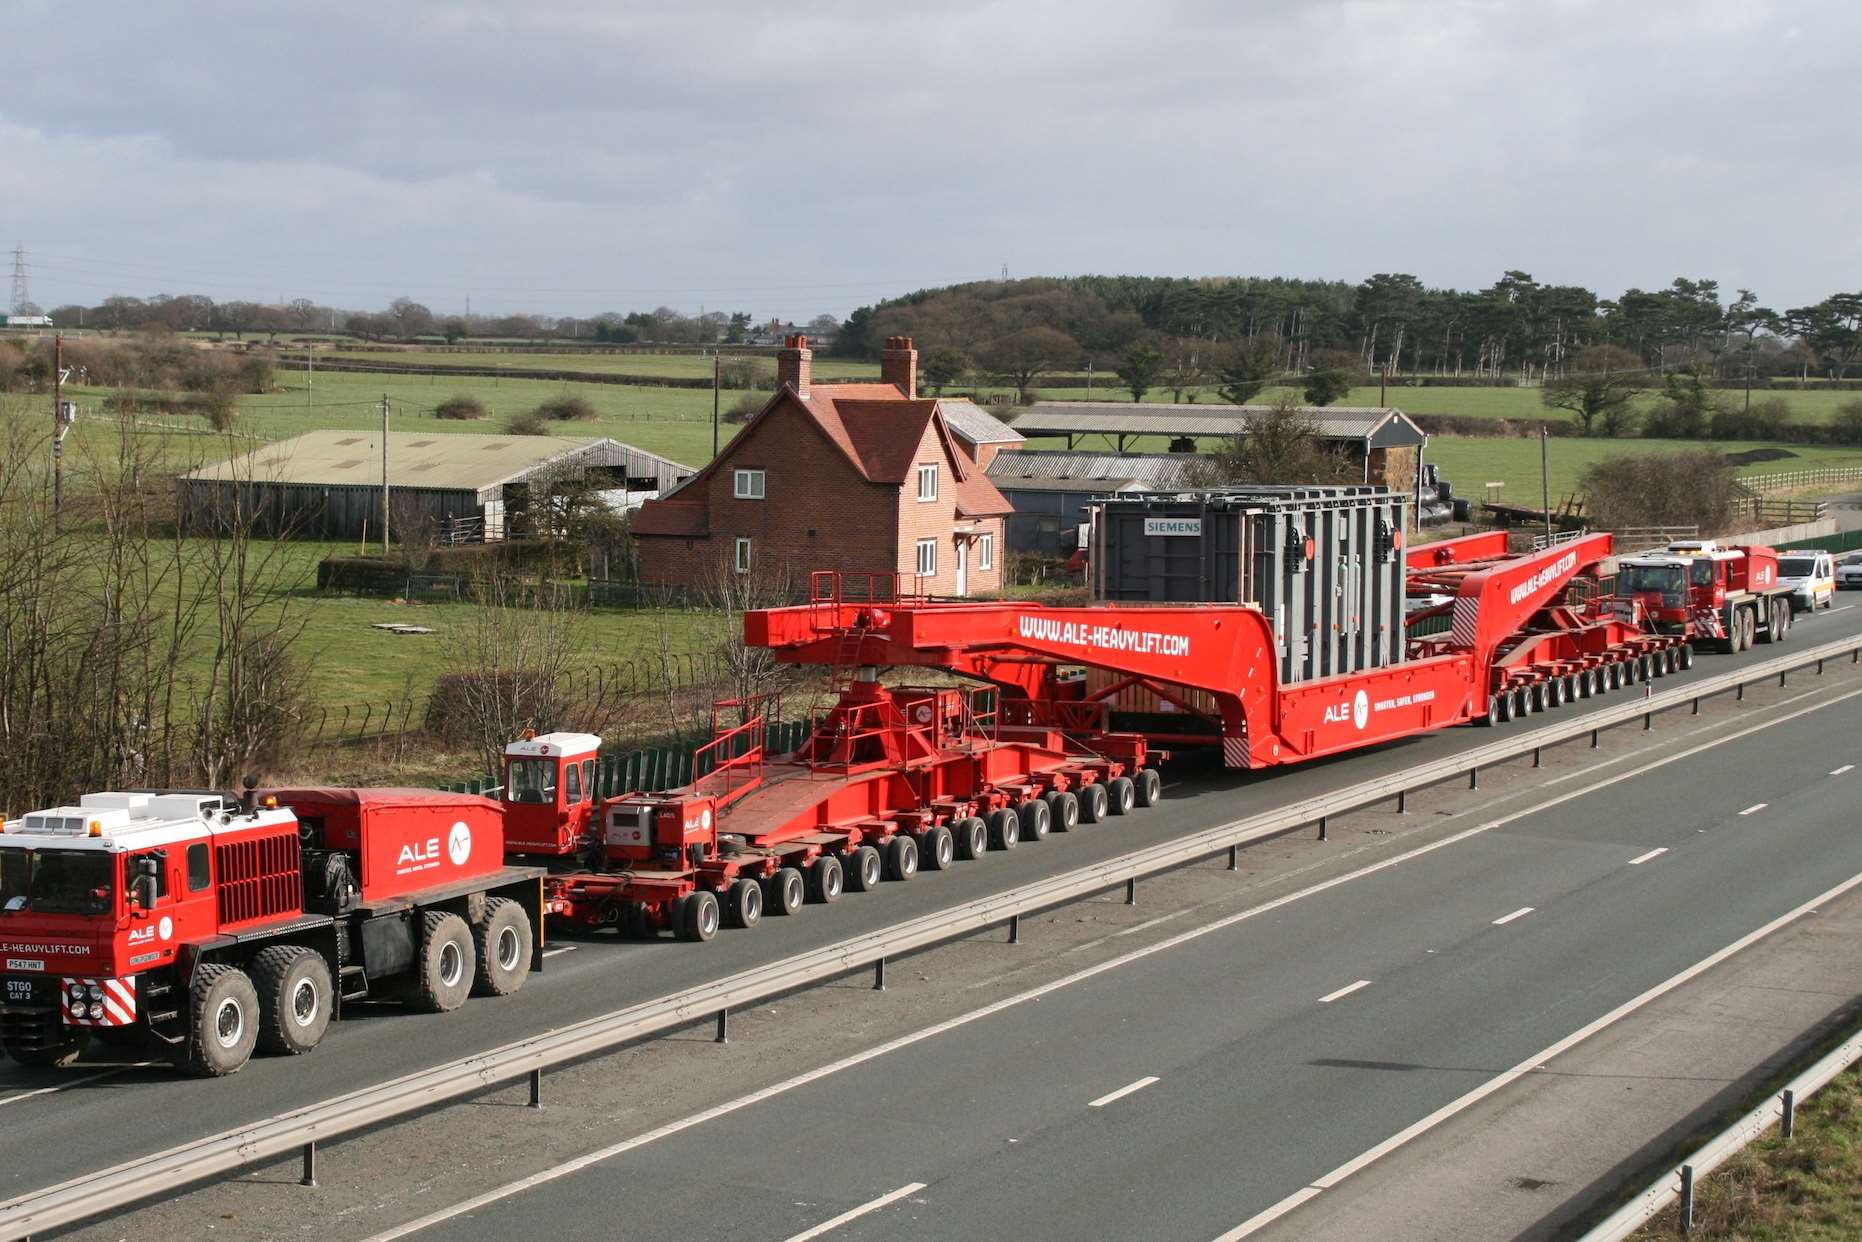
[880,335,918,399]
[777,333,812,398]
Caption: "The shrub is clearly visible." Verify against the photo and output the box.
[718,358,775,391]
[235,353,275,395]
[1581,450,1736,533]
[434,394,490,421]
[505,408,551,436]
[190,392,238,431]
[532,394,598,422]
[723,392,763,424]
[1709,397,1793,442]
[1835,400,1862,447]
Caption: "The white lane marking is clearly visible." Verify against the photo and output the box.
[781,1182,926,1242]
[1209,867,1862,1240]
[1088,1076,1160,1108]
[541,946,577,959]
[1627,848,1668,865]
[1738,803,1768,816]
[0,1062,154,1106]
[1827,604,1856,614]
[1116,909,1190,937]
[1832,765,1854,776]
[361,683,1862,1242]
[1317,980,1372,1004]
[1491,907,1535,925]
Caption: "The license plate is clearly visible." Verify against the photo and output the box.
[5,959,44,973]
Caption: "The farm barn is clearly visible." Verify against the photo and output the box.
[177,429,692,541]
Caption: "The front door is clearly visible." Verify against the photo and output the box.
[954,538,969,597]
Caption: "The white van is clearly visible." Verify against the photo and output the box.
[1777,551,1835,612]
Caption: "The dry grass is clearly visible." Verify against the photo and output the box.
[1632,1065,1862,1240]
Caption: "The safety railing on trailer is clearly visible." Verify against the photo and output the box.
[1530,526,1591,550]
[692,697,774,801]
[16,632,1862,1240]
[807,696,934,771]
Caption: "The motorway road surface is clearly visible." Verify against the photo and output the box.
[4,600,1861,1210]
[392,653,1862,1241]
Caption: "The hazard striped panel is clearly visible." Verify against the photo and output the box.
[62,977,136,1027]
[1223,733,1251,769]
[1449,597,1481,649]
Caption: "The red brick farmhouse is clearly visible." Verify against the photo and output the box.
[632,336,1014,596]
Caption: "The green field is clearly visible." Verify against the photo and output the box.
[1425,437,1862,506]
[317,349,882,381]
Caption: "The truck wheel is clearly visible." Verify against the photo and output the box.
[727,878,763,929]
[619,901,652,939]
[1106,776,1136,815]
[954,817,989,859]
[1017,798,1051,842]
[807,854,843,903]
[1135,769,1163,807]
[1079,783,1110,823]
[252,945,333,1055]
[884,835,919,881]
[846,845,884,891]
[919,825,955,871]
[766,867,805,916]
[1045,790,1080,831]
[6,1033,89,1068]
[1679,644,1693,670]
[412,911,475,1013]
[987,807,1020,849]
[473,898,533,996]
[679,891,720,942]
[182,964,258,1077]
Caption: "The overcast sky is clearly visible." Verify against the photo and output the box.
[4,0,1853,320]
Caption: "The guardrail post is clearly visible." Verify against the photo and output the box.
[1008,913,1021,944]
[1692,695,1700,715]
[1125,878,1137,906]
[716,1007,729,1043]
[300,1141,316,1188]
[1228,844,1240,870]
[1396,789,1407,814]
[1317,816,1328,841]
[1737,682,1745,702]
[1469,766,1480,790]
[1782,1088,1795,1139]
[1532,745,1542,769]
[1591,727,1600,749]
[873,956,887,991]
[1817,659,1824,676]
[528,1068,543,1110]
[1779,670,1787,688]
[1644,710,1653,731]
[1678,1164,1694,1233]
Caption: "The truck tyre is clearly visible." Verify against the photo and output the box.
[412,911,475,1013]
[1545,678,1563,708]
[619,901,652,939]
[954,816,989,859]
[919,825,955,871]
[1017,798,1051,842]
[845,845,884,891]
[1135,768,1163,807]
[1679,644,1693,670]
[679,891,721,942]
[807,854,844,903]
[884,834,919,881]
[252,945,333,1055]
[6,1032,89,1069]
[1106,776,1136,815]
[182,964,259,1077]
[1079,783,1110,823]
[472,898,533,997]
[1045,790,1080,832]
[727,878,763,929]
[987,807,1021,849]
[766,867,805,916]
[1491,692,1511,724]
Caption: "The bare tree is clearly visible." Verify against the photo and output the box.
[1540,344,1650,436]
[1190,394,1358,486]
[981,327,1079,403]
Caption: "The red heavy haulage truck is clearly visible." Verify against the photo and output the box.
[1609,538,1797,653]
[1,495,1793,1076]
[0,788,543,1075]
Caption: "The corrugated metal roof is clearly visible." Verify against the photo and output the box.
[937,399,1025,446]
[181,429,691,496]
[1017,402,1426,447]
[986,450,1203,489]
[991,475,1147,494]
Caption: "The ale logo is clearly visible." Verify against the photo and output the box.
[1352,689,1370,731]
[158,916,172,941]
[447,821,473,866]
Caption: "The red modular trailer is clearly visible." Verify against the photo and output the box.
[0,788,544,1076]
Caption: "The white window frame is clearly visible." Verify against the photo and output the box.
[979,531,994,571]
[916,463,938,502]
[734,537,752,574]
[915,538,937,575]
[733,469,765,500]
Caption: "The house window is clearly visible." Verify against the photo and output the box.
[735,537,752,574]
[917,464,938,502]
[915,538,937,575]
[733,469,765,500]
[979,532,994,571]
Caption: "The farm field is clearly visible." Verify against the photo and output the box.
[316,349,883,381]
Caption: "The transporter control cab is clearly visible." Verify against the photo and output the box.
[500,731,603,858]
[1611,539,1793,653]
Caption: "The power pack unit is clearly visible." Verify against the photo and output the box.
[1090,486,1409,685]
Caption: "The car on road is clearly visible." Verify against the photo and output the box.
[1778,551,1836,611]
[1838,551,1862,591]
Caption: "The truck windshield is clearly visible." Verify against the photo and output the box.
[1779,557,1817,578]
[1619,564,1685,596]
[0,849,114,915]
[506,758,557,805]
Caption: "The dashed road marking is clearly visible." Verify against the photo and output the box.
[1738,803,1768,816]
[1627,848,1669,865]
[1492,907,1535,925]
[1317,980,1373,1004]
[1088,1076,1160,1108]
[782,1182,927,1241]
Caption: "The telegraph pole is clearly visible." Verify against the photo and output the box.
[1540,424,1552,541]
[52,334,63,530]
[380,393,391,554]
[712,352,721,458]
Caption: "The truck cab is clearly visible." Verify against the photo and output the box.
[1776,551,1834,612]
[501,731,603,858]
[1613,540,1787,650]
